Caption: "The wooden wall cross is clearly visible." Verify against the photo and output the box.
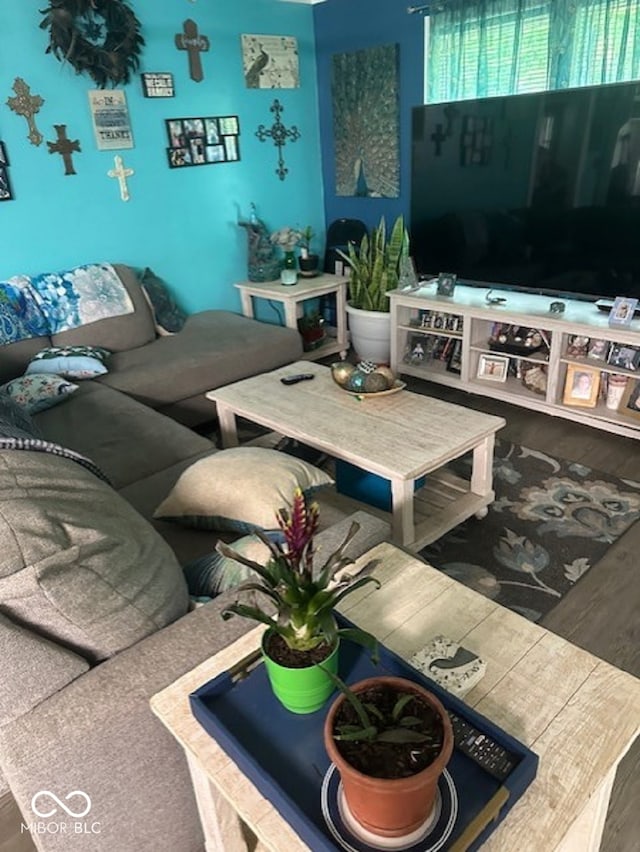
[430,124,446,156]
[255,99,300,181]
[6,77,45,147]
[47,125,81,175]
[175,19,210,82]
[107,155,134,202]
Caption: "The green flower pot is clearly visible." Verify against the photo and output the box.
[262,632,339,714]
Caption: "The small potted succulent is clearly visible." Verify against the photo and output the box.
[297,226,320,277]
[323,671,454,837]
[218,489,380,714]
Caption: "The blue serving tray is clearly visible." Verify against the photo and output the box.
[190,615,538,852]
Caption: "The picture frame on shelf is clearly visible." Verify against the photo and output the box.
[565,334,590,357]
[404,333,428,365]
[618,379,640,421]
[587,338,610,361]
[447,338,463,374]
[477,353,509,382]
[436,272,457,296]
[562,364,600,408]
[607,343,640,371]
[608,297,638,328]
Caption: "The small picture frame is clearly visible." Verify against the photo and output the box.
[0,141,8,166]
[404,334,428,365]
[141,72,175,98]
[608,296,638,328]
[618,379,640,421]
[607,343,640,371]
[566,334,590,357]
[477,353,509,382]
[436,272,457,296]
[587,338,610,361]
[0,167,13,201]
[563,364,600,408]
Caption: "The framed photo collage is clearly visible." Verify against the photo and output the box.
[166,115,240,169]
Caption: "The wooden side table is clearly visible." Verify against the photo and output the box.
[151,542,640,852]
[235,274,348,361]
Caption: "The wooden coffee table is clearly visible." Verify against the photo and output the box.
[151,542,640,852]
[206,361,505,551]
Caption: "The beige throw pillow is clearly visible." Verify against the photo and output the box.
[154,447,333,533]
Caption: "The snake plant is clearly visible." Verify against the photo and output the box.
[337,215,409,313]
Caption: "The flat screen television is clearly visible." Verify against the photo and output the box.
[410,80,640,303]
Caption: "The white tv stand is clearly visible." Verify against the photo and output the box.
[389,282,640,440]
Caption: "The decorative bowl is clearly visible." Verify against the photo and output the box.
[330,361,403,396]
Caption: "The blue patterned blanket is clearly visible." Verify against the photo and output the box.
[0,262,134,344]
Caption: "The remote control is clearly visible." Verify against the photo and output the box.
[448,711,518,781]
[280,373,315,385]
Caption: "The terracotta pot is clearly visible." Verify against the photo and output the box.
[323,676,453,837]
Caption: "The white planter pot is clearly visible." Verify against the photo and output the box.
[345,303,391,365]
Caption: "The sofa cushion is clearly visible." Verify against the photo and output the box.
[0,335,53,384]
[183,533,271,597]
[153,447,333,533]
[97,310,303,407]
[0,612,89,726]
[1,373,78,414]
[0,450,189,662]
[50,264,156,352]
[33,381,213,489]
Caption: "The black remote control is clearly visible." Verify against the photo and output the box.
[448,711,518,781]
[280,373,315,385]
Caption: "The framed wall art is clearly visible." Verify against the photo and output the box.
[165,115,240,169]
[0,142,13,201]
[562,364,600,408]
[141,73,175,98]
[88,89,133,150]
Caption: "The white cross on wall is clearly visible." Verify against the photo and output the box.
[107,155,134,201]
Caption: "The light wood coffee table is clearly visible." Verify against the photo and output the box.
[206,361,505,551]
[151,542,640,852]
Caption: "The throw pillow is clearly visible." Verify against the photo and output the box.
[183,533,272,598]
[140,267,187,334]
[1,373,78,414]
[26,345,111,380]
[154,447,333,533]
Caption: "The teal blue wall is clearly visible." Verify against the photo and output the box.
[0,1,325,313]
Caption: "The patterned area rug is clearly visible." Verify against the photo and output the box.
[420,441,640,622]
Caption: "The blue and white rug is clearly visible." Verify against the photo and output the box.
[420,441,640,622]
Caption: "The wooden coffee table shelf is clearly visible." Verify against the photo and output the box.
[206,361,505,551]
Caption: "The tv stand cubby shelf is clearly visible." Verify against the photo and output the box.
[389,283,640,440]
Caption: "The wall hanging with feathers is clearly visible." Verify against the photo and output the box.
[40,0,144,89]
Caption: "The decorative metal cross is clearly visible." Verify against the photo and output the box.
[430,123,446,156]
[255,99,301,181]
[108,155,134,201]
[6,77,45,147]
[175,19,210,82]
[47,125,81,175]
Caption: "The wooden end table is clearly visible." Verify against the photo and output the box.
[151,542,640,851]
[235,274,348,361]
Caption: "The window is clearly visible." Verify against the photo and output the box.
[426,0,640,104]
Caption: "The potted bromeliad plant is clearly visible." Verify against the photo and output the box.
[322,669,453,837]
[337,215,409,364]
[218,489,380,714]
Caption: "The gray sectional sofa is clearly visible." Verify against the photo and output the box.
[0,265,390,851]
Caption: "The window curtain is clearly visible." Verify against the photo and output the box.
[427,0,640,103]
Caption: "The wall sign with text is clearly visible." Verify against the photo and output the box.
[165,115,240,168]
[88,90,134,151]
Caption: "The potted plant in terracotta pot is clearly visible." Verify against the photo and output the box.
[298,225,320,277]
[337,215,409,364]
[323,671,453,838]
[217,489,380,714]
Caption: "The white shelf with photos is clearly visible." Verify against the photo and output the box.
[389,282,640,440]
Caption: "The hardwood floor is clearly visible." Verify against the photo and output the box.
[410,377,640,852]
